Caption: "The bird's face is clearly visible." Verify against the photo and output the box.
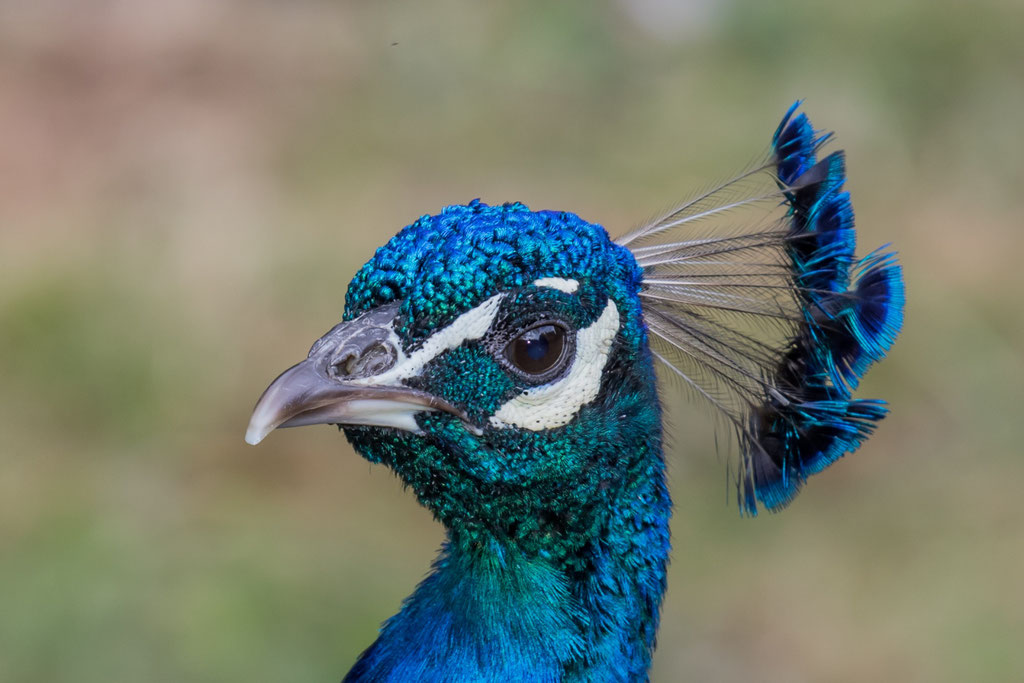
[247,201,662,554]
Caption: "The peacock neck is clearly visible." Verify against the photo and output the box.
[344,453,671,682]
[344,349,671,680]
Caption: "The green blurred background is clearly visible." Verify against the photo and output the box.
[2,1,1021,681]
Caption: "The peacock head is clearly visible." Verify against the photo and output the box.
[246,200,663,556]
[247,104,905,535]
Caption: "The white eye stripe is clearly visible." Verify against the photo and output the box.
[532,277,579,294]
[489,298,620,431]
[349,293,505,386]
[352,280,580,389]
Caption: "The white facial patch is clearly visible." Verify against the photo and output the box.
[489,298,620,431]
[350,293,505,386]
[532,277,579,294]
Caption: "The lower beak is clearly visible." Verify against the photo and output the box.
[244,359,463,445]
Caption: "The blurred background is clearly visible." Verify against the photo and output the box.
[1,1,1021,681]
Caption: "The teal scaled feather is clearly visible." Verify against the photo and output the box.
[245,104,904,681]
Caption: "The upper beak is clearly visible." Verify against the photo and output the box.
[244,359,463,445]
[245,304,470,445]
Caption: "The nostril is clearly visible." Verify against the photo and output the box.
[328,350,358,378]
[352,342,398,377]
[331,342,397,379]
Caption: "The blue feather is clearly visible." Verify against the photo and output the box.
[773,101,833,186]
[792,187,857,295]
[630,103,904,515]
[736,106,905,514]
[834,249,906,385]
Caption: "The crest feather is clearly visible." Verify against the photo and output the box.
[617,103,905,514]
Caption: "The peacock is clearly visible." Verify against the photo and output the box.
[245,104,904,681]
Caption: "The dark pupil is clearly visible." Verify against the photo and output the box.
[510,325,565,375]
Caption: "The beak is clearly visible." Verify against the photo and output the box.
[245,303,470,445]
[244,359,464,445]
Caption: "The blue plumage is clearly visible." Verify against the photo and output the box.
[732,107,905,513]
[773,102,832,186]
[843,250,906,382]
[245,104,904,679]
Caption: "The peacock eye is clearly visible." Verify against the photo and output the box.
[505,323,569,378]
